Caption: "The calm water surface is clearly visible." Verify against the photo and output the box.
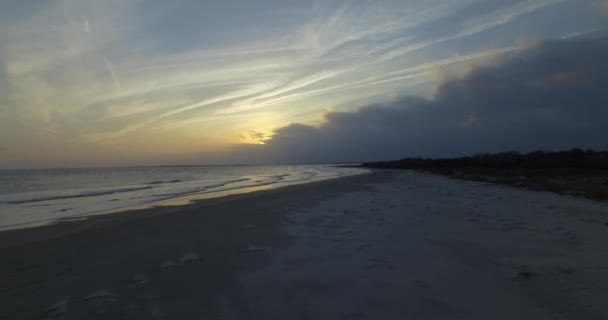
[0,165,366,230]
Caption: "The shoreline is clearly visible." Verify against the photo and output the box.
[2,170,608,319]
[0,171,390,319]
[0,169,369,234]
[0,171,375,248]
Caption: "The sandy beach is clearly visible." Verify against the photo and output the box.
[2,170,608,319]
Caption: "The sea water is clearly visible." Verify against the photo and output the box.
[0,165,366,230]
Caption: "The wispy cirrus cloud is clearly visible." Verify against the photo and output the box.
[92,81,282,140]
[0,0,600,167]
[214,0,566,116]
[219,69,350,114]
[375,0,565,62]
[215,44,524,116]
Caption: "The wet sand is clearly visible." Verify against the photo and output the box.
[2,171,608,319]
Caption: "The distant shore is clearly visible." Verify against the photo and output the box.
[362,149,608,202]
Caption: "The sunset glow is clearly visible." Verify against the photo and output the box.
[0,0,605,168]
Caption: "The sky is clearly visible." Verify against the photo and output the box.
[0,0,606,168]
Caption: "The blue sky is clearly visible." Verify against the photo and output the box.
[0,0,605,168]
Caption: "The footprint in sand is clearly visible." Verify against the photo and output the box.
[129,274,148,288]
[179,251,201,264]
[84,289,115,302]
[160,259,178,268]
[148,303,165,318]
[245,245,267,253]
[160,251,202,269]
[44,299,68,317]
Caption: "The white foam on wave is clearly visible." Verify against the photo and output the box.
[0,166,367,231]
[0,186,154,204]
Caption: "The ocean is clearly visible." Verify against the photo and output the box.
[0,164,366,231]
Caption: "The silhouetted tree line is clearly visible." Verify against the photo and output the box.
[362,149,608,170]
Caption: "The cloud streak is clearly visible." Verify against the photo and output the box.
[103,57,121,92]
[99,81,281,139]
[376,0,564,62]
[218,69,349,114]
[0,0,600,167]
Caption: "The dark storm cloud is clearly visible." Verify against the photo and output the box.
[240,34,608,163]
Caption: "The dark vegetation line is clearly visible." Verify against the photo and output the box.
[362,149,608,170]
[362,149,608,202]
